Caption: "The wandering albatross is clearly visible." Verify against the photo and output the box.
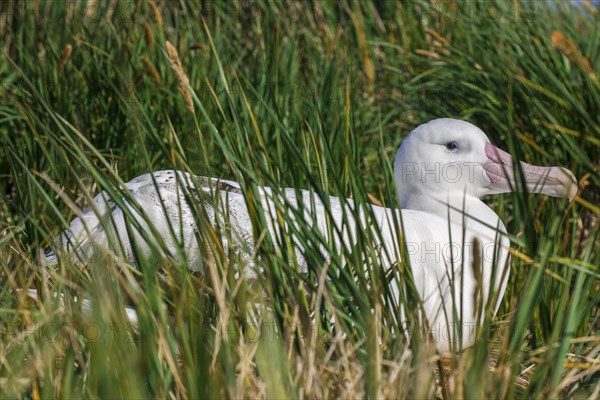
[41,118,577,352]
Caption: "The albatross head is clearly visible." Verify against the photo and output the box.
[393,118,578,211]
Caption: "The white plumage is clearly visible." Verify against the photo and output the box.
[43,118,577,351]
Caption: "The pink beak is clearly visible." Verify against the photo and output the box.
[481,142,578,202]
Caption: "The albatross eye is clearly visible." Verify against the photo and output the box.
[445,141,459,152]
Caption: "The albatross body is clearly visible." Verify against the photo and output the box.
[44,119,577,352]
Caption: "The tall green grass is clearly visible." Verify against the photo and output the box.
[0,0,598,398]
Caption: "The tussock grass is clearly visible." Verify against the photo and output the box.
[0,1,598,398]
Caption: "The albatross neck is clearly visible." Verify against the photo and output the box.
[400,191,492,222]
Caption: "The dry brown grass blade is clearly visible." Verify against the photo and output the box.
[157,326,187,397]
[416,49,442,60]
[581,0,598,15]
[33,171,84,216]
[508,247,568,283]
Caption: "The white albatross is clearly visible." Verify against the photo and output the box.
[41,118,577,352]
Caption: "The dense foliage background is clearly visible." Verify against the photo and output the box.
[0,0,598,398]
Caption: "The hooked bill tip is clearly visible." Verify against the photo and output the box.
[561,168,578,203]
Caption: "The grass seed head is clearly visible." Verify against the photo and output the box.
[144,22,154,51]
[58,44,72,72]
[148,0,164,34]
[550,31,594,76]
[165,40,195,114]
[139,56,162,86]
